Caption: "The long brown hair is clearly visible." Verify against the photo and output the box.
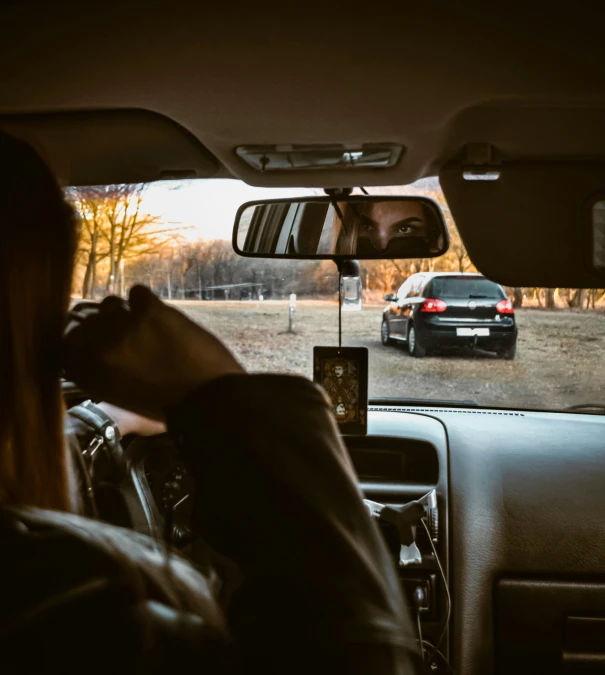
[0,132,77,511]
[0,135,229,641]
[331,202,358,255]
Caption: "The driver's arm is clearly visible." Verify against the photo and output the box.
[167,373,421,675]
[64,286,421,673]
[67,401,165,443]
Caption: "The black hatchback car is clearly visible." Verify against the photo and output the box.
[381,273,518,359]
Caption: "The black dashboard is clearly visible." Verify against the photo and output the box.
[369,405,605,675]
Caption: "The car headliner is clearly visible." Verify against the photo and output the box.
[1,2,604,188]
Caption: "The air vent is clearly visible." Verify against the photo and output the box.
[371,406,525,417]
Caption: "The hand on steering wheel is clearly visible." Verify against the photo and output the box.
[64,285,244,420]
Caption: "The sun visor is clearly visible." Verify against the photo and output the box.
[0,110,220,186]
[440,161,605,288]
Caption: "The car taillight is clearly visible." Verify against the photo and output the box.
[496,299,514,314]
[421,298,447,313]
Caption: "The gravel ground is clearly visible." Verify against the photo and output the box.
[174,299,605,412]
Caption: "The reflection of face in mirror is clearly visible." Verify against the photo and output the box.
[358,201,428,251]
[333,200,444,256]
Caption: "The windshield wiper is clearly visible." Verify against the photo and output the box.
[564,403,605,415]
[370,397,479,408]
[468,294,489,299]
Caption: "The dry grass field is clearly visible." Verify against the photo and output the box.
[173,299,605,411]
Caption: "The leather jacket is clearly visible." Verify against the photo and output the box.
[0,374,420,674]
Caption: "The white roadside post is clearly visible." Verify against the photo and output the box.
[288,293,296,333]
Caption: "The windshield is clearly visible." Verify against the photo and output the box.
[67,178,605,413]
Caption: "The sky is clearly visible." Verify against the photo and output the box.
[141,179,323,242]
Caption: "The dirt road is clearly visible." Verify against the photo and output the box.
[174,299,605,411]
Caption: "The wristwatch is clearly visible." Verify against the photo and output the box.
[66,401,125,516]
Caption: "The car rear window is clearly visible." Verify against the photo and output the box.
[430,277,505,299]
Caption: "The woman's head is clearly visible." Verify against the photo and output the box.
[0,132,77,510]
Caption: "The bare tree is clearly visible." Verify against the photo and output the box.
[545,288,557,309]
[587,288,605,308]
[67,184,183,297]
[512,288,524,308]
[67,186,110,298]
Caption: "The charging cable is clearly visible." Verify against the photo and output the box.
[364,492,452,670]
[413,586,425,662]
[421,640,455,674]
[420,517,451,664]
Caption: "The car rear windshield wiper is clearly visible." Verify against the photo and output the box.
[370,397,479,408]
[468,294,490,298]
[564,403,605,415]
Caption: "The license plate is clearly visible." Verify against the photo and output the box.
[456,327,490,336]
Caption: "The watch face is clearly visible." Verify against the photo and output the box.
[313,346,368,435]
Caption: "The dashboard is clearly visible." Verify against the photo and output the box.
[370,404,605,675]
[67,385,605,675]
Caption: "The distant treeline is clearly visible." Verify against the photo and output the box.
[114,239,605,310]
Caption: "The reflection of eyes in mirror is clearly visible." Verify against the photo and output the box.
[358,201,428,249]
[334,200,440,256]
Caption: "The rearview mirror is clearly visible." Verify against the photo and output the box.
[383,293,396,302]
[233,196,449,259]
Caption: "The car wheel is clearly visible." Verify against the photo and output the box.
[499,341,517,360]
[408,324,426,358]
[381,319,393,346]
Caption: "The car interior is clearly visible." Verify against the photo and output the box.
[4,3,605,674]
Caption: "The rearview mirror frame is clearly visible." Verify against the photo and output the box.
[232,195,449,260]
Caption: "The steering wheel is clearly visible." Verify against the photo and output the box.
[64,301,198,552]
